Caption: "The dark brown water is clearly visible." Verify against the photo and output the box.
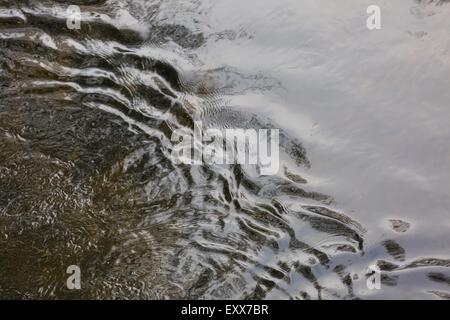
[0,0,449,299]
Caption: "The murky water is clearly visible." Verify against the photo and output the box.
[0,0,449,299]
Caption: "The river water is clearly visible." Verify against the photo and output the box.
[0,0,449,299]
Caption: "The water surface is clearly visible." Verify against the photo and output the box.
[0,0,449,299]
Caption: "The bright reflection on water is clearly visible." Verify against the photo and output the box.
[0,0,449,299]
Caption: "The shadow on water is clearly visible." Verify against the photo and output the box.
[0,0,448,299]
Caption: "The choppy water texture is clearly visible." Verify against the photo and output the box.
[0,0,449,299]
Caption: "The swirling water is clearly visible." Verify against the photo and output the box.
[0,0,449,299]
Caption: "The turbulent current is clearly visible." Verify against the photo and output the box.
[0,0,449,299]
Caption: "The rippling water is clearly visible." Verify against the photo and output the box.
[0,0,449,299]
